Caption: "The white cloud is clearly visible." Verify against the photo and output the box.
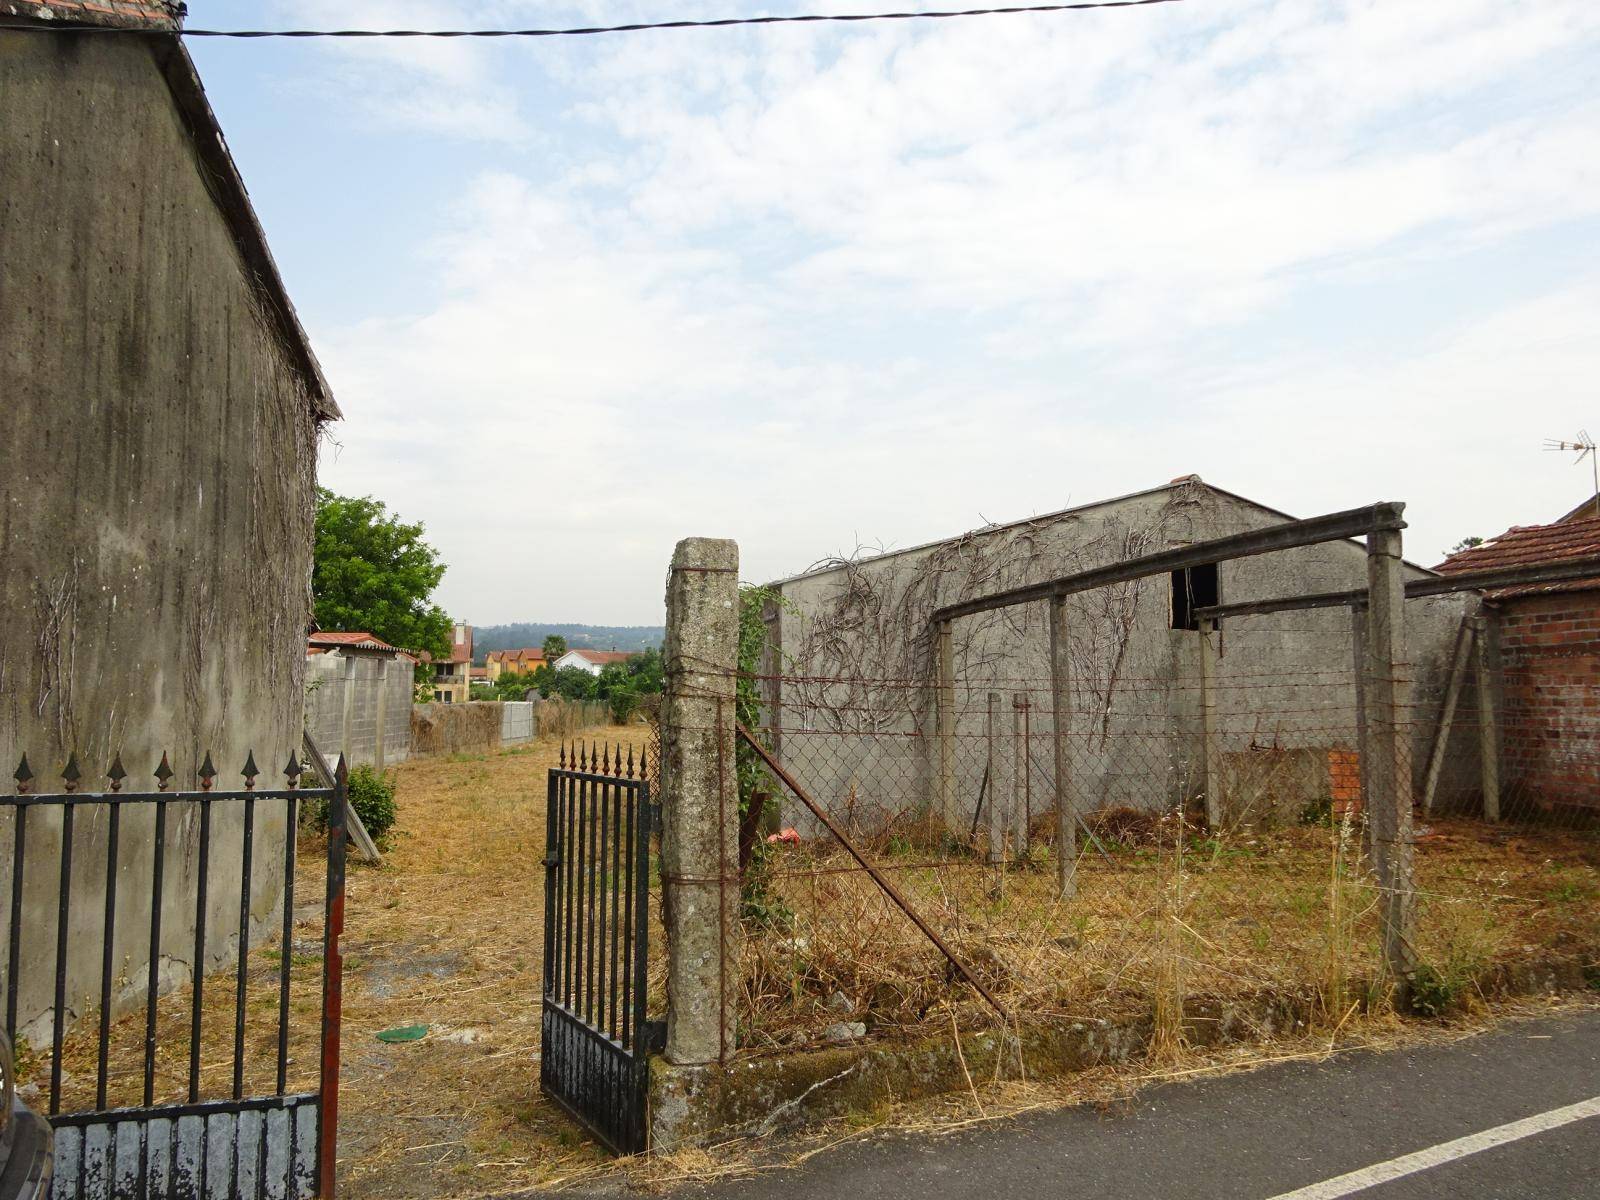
[301,0,1600,622]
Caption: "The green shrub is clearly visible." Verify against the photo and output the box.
[304,763,398,847]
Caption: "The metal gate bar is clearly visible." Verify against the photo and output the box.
[540,744,658,1155]
[2,750,346,1199]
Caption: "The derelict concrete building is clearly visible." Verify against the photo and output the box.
[761,477,1477,836]
[0,1,338,1040]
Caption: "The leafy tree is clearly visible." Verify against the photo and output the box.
[550,666,598,701]
[541,635,568,666]
[625,647,664,693]
[492,670,540,701]
[1448,536,1484,556]
[313,488,451,659]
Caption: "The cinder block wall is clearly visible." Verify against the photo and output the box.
[1496,592,1600,821]
[303,655,412,768]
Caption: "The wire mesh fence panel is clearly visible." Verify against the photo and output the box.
[729,599,1598,1057]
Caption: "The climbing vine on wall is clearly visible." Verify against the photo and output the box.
[780,481,1217,750]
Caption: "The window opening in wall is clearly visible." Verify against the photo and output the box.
[1171,562,1220,630]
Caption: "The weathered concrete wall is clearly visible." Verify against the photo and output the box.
[501,701,535,746]
[0,32,321,1040]
[304,654,412,768]
[767,481,1475,833]
[406,699,606,758]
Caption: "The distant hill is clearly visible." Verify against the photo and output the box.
[473,623,664,662]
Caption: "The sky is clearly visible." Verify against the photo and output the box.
[186,0,1600,625]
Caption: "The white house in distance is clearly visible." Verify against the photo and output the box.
[553,649,633,675]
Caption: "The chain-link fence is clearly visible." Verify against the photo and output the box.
[727,588,1598,1058]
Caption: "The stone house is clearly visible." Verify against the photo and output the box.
[761,477,1476,835]
[0,0,338,1038]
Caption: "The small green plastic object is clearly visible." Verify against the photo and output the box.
[376,1024,429,1044]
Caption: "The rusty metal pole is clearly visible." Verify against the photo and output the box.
[318,756,348,1200]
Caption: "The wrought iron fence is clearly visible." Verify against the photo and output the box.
[1,750,346,1200]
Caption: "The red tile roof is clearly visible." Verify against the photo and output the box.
[308,631,401,654]
[2,0,183,30]
[1435,517,1600,598]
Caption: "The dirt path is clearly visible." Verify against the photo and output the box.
[334,731,650,1200]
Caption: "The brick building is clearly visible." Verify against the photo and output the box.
[1437,514,1600,824]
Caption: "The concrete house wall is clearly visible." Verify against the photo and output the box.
[764,479,1477,834]
[0,28,333,1040]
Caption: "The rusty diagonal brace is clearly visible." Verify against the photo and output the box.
[736,723,1011,1021]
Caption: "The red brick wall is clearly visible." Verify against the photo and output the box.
[1496,591,1600,821]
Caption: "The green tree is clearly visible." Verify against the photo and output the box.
[541,634,568,666]
[551,666,598,701]
[1448,536,1484,556]
[313,488,451,659]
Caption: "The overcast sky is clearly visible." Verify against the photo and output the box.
[190,0,1600,625]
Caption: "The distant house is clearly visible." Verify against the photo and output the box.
[485,647,547,680]
[1436,512,1600,822]
[431,622,473,703]
[1,0,338,1041]
[554,649,634,676]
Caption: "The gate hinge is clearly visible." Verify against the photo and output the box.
[543,852,561,868]
[640,1019,667,1053]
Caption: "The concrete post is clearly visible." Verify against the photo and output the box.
[374,659,389,771]
[1472,613,1502,822]
[1363,515,1418,990]
[985,693,1003,866]
[340,654,357,764]
[935,620,956,828]
[1198,618,1223,830]
[1013,693,1028,855]
[660,537,740,1065]
[1350,607,1370,832]
[1048,594,1077,900]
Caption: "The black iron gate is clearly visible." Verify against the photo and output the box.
[2,750,346,1199]
[540,744,659,1155]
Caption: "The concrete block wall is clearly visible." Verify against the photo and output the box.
[502,702,536,745]
[1495,592,1600,821]
[304,654,412,768]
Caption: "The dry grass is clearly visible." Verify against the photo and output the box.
[739,814,1600,1052]
[32,739,1599,1200]
[39,728,652,1200]
[551,992,1600,1195]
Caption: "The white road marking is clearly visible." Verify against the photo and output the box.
[1265,1095,1600,1200]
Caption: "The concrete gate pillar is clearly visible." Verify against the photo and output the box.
[659,537,740,1066]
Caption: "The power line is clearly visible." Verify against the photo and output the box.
[1,1,1184,40]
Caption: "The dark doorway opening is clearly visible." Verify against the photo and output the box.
[1171,562,1220,630]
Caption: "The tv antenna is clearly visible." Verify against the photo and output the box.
[1544,430,1600,519]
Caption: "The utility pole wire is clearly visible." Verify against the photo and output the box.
[1,0,1185,40]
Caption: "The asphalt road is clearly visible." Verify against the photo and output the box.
[662,1008,1600,1200]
